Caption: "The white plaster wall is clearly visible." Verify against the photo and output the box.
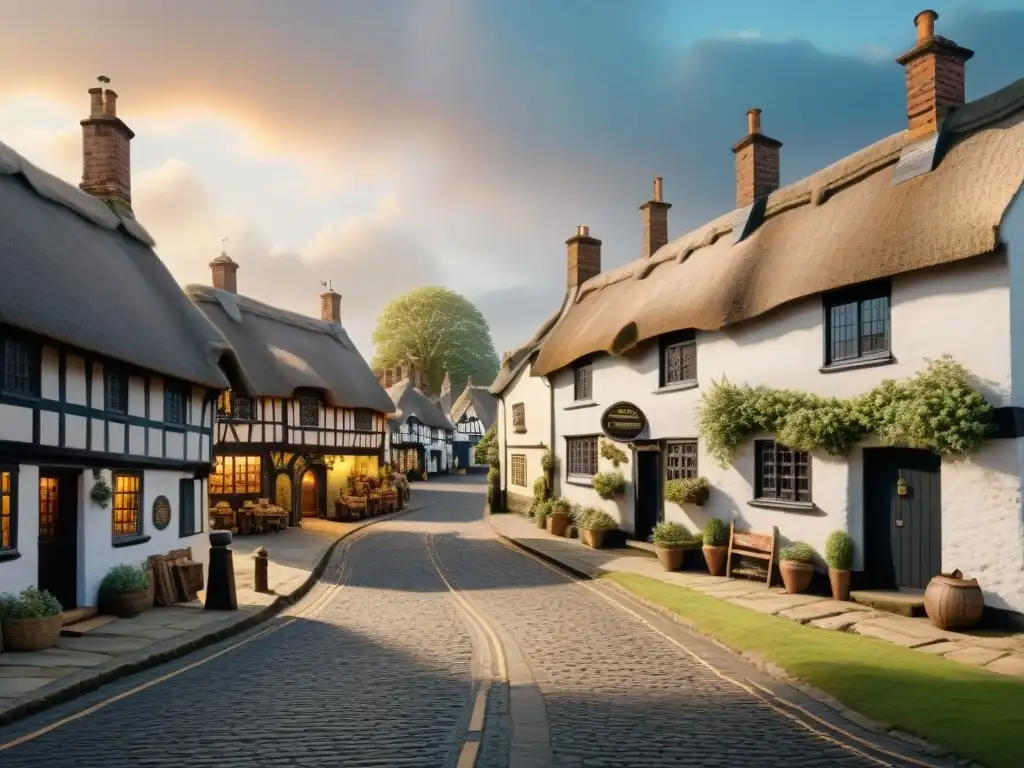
[498,360,551,510]
[79,469,210,608]
[40,346,59,400]
[0,464,40,593]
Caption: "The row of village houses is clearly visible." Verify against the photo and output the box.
[490,12,1024,623]
[0,82,496,611]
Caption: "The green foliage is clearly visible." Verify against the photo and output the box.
[534,500,552,528]
[599,439,628,468]
[475,425,496,465]
[576,507,618,531]
[698,357,994,467]
[550,498,572,516]
[371,286,500,392]
[0,587,63,619]
[825,530,854,571]
[780,542,816,564]
[664,476,710,506]
[703,518,728,547]
[90,473,112,508]
[592,471,626,500]
[487,466,499,485]
[532,475,548,503]
[652,522,695,548]
[100,563,150,596]
[487,441,500,469]
[540,447,555,473]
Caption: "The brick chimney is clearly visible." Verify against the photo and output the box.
[210,249,239,294]
[896,10,974,140]
[566,225,602,289]
[732,108,782,209]
[320,285,341,323]
[80,76,135,213]
[640,177,671,259]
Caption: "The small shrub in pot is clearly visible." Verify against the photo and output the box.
[99,563,152,618]
[651,522,695,571]
[592,472,626,500]
[0,587,63,652]
[664,476,710,506]
[549,498,572,536]
[701,518,729,576]
[576,508,617,549]
[778,542,816,594]
[824,530,854,601]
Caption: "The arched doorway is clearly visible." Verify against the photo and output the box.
[300,471,319,518]
[275,473,293,524]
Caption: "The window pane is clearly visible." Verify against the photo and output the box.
[112,474,141,538]
[1,471,11,550]
[574,366,592,401]
[3,340,36,394]
[38,477,58,542]
[860,296,889,355]
[511,454,526,487]
[665,441,697,480]
[664,345,682,384]
[829,302,858,361]
[758,441,776,496]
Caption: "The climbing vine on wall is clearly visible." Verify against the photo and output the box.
[698,357,995,467]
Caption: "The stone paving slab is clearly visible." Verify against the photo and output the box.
[486,510,1024,678]
[0,505,426,726]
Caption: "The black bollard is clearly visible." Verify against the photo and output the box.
[205,531,238,611]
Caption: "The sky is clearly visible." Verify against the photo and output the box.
[1,0,1022,368]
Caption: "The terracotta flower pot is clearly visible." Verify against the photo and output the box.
[829,569,851,602]
[581,529,606,549]
[779,561,814,594]
[1,615,63,652]
[655,545,685,571]
[924,571,985,631]
[549,512,569,537]
[544,516,553,532]
[702,545,727,576]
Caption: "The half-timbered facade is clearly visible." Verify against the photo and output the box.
[386,378,454,477]
[187,274,395,525]
[0,84,231,611]
[449,380,497,471]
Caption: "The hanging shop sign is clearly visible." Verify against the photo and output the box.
[600,402,647,441]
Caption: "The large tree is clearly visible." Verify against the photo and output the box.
[371,286,500,394]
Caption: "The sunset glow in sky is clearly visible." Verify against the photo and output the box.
[1,0,1022,361]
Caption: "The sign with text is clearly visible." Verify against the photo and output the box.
[600,402,647,441]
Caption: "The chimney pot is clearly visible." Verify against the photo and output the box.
[88,87,104,118]
[80,79,134,212]
[747,108,762,135]
[640,176,672,258]
[732,108,782,209]
[915,9,938,41]
[653,176,663,202]
[102,89,118,118]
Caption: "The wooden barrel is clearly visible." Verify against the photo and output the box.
[923,572,985,631]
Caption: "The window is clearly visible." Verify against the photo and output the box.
[217,391,254,420]
[665,440,698,481]
[755,440,811,503]
[106,370,128,413]
[566,436,598,477]
[661,331,696,386]
[112,472,142,538]
[1,469,15,552]
[512,403,526,433]
[824,285,890,365]
[511,454,527,487]
[573,363,593,402]
[354,408,374,432]
[2,338,38,396]
[383,369,394,388]
[208,456,262,496]
[38,477,58,543]
[179,479,198,536]
[299,397,319,427]
[164,383,186,424]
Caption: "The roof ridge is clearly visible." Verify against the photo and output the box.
[186,283,341,337]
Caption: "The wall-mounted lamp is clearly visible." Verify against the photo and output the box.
[897,473,908,497]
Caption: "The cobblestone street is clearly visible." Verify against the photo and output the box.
[0,476,953,767]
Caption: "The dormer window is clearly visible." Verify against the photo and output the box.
[105,369,128,413]
[164,382,186,424]
[660,330,696,387]
[573,362,592,402]
[354,408,374,431]
[299,396,319,427]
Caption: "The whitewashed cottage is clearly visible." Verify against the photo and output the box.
[449,378,497,471]
[504,13,1024,623]
[0,82,231,614]
[386,373,454,477]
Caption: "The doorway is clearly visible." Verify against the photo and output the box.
[863,448,942,590]
[300,471,319,518]
[37,470,79,611]
[634,450,661,543]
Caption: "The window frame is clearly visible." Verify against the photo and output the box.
[822,282,892,368]
[664,440,698,481]
[353,408,374,432]
[573,362,593,402]
[511,402,526,433]
[299,396,320,427]
[754,439,812,504]
[0,465,18,554]
[208,455,263,496]
[111,471,143,540]
[565,436,599,479]
[1,336,40,397]
[105,368,129,414]
[179,478,199,537]
[510,454,527,487]
[164,381,187,425]
[659,330,697,388]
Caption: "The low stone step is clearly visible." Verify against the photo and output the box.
[59,607,98,626]
[61,615,118,637]
[849,589,925,618]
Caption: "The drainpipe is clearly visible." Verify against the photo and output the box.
[543,373,555,498]
[500,397,508,511]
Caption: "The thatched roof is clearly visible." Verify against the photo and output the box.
[0,141,231,389]
[186,285,394,412]
[532,77,1024,377]
[450,385,498,430]
[387,379,455,431]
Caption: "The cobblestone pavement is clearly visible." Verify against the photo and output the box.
[0,476,948,767]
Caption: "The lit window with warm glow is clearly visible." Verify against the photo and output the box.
[209,456,262,496]
[112,473,142,539]
[0,470,14,551]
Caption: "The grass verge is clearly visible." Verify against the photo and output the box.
[604,572,1024,768]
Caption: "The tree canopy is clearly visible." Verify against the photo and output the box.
[371,286,500,394]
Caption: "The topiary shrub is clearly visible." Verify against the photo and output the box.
[703,518,728,547]
[651,522,695,548]
[824,530,854,571]
[779,542,816,564]
[664,476,710,506]
[599,439,628,468]
[592,471,626,500]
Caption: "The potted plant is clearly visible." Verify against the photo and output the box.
[99,563,152,618]
[534,500,551,530]
[577,507,617,549]
[592,471,626,500]
[549,498,572,537]
[778,542,816,594]
[651,522,694,571]
[0,587,63,652]
[664,476,711,507]
[702,518,729,576]
[824,530,853,601]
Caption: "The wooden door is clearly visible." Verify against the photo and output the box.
[300,471,319,518]
[863,449,941,590]
[37,471,78,610]
[633,450,661,543]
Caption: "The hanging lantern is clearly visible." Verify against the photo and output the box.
[897,473,908,497]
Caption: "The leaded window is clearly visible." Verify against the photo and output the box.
[566,436,598,477]
[663,340,696,385]
[825,285,890,365]
[665,440,698,481]
[512,402,526,433]
[1,469,16,551]
[106,370,128,413]
[299,397,319,427]
[164,383,186,424]
[755,440,811,502]
[574,364,592,402]
[38,476,58,543]
[2,338,38,396]
[510,454,527,487]
[112,472,142,538]
[354,408,374,431]
[208,456,262,496]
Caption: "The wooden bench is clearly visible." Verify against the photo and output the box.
[726,522,779,586]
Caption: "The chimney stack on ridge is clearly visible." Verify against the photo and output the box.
[80,75,135,213]
[320,282,342,323]
[732,107,781,209]
[210,246,239,294]
[566,225,602,289]
[640,176,671,259]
